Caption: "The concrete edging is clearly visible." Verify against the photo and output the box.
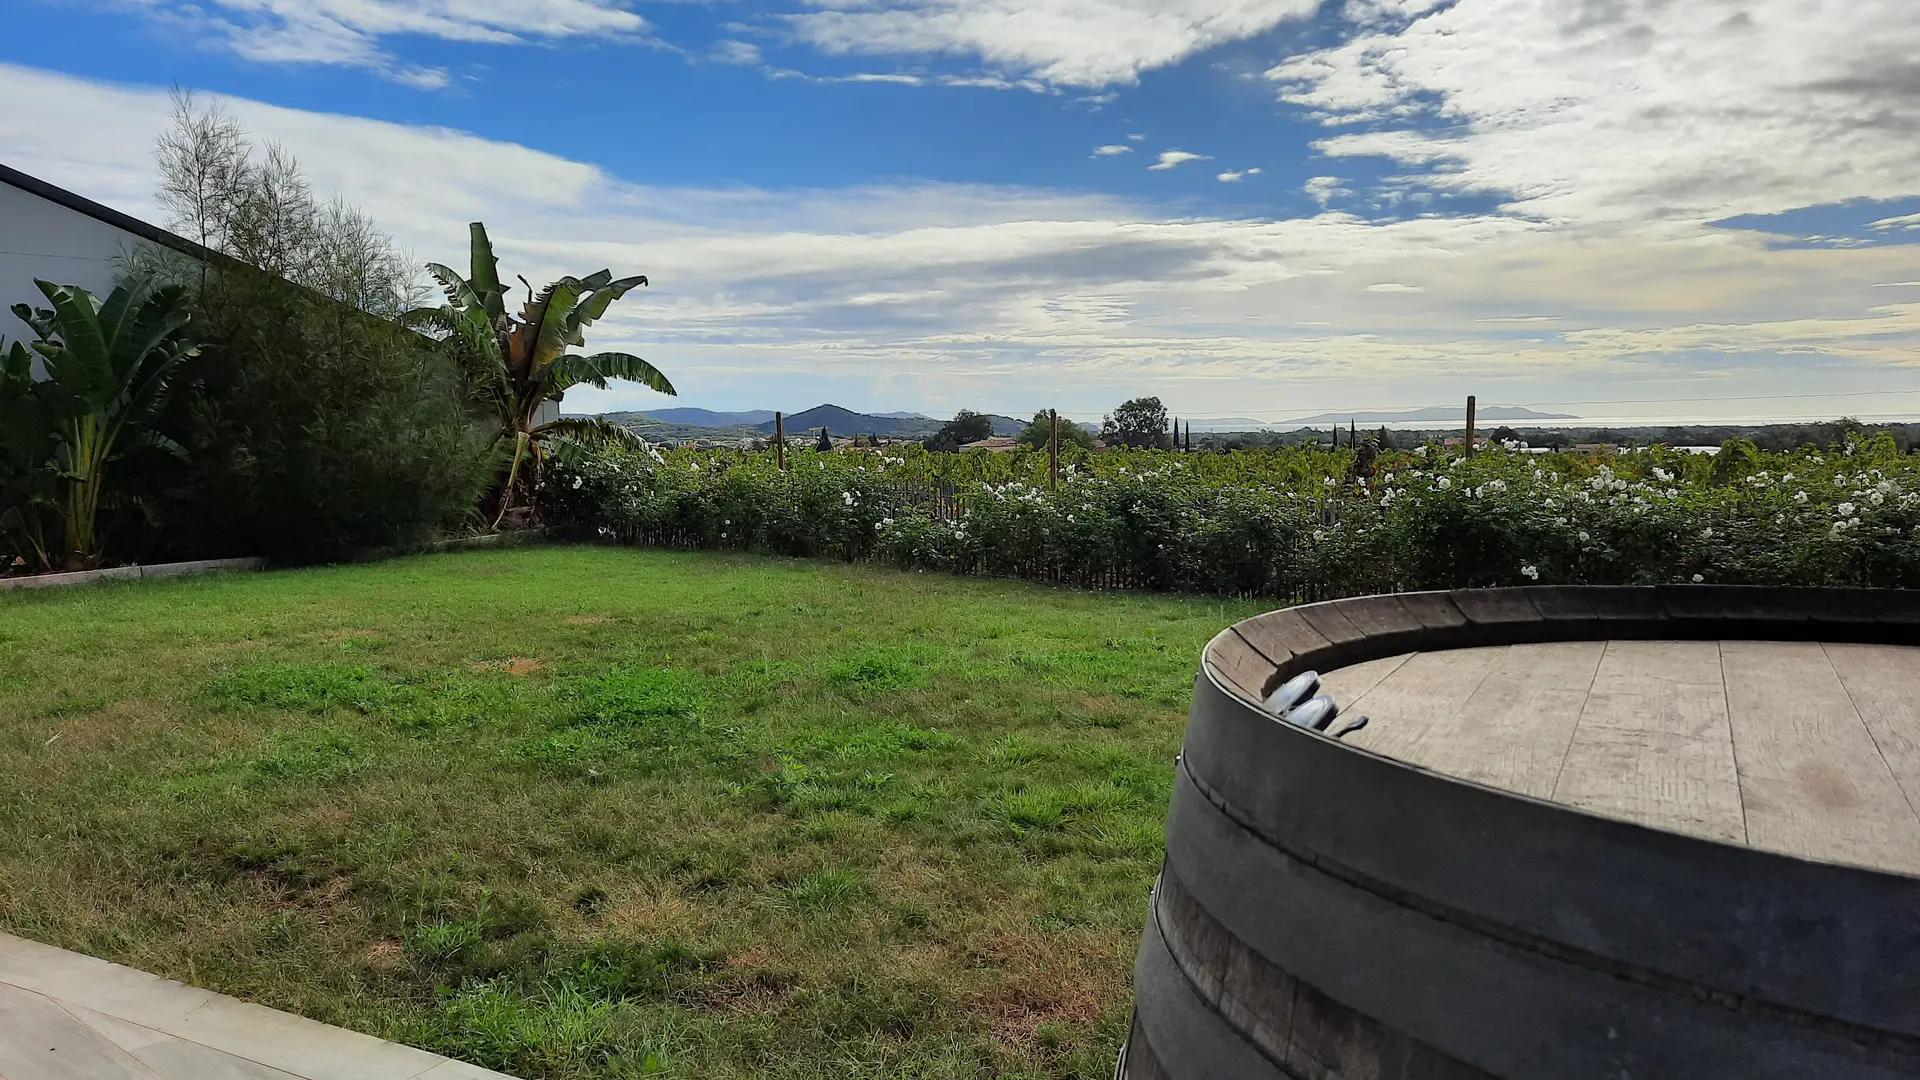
[0,557,266,591]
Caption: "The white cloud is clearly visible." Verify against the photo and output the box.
[1269,0,1920,228]
[1126,133,1145,141]
[786,0,1322,88]
[1217,167,1261,182]
[766,65,1048,91]
[3,62,1916,422]
[1869,212,1920,232]
[712,39,763,65]
[1302,175,1349,204]
[1148,149,1209,171]
[1365,282,1423,292]
[1562,304,1920,359]
[114,0,648,85]
[1093,144,1133,155]
[1873,282,1920,288]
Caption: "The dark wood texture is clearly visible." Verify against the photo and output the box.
[1127,587,1920,1080]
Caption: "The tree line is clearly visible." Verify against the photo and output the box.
[1,94,676,573]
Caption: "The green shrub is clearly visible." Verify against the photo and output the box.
[141,93,493,562]
[544,438,1920,598]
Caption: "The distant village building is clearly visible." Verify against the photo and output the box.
[958,436,1021,453]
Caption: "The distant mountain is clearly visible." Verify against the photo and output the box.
[1180,417,1271,431]
[756,405,933,437]
[870,410,932,420]
[754,405,1023,438]
[640,407,776,427]
[1282,405,1578,425]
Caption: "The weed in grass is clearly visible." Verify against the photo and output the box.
[400,889,555,982]
[249,726,373,781]
[211,662,396,714]
[502,726,629,772]
[225,835,347,891]
[505,668,719,776]
[32,695,108,719]
[780,866,867,911]
[1087,820,1163,860]
[570,668,703,729]
[997,789,1073,832]
[826,647,929,695]
[988,734,1059,766]
[409,979,627,1075]
[555,938,714,1001]
[799,720,960,760]
[405,919,485,964]
[384,671,525,732]
[571,886,609,917]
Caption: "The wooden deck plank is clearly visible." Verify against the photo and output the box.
[1316,639,1920,873]
[1316,652,1414,709]
[1824,643,1920,828]
[1551,640,1746,845]
[1338,647,1507,765]
[1720,640,1920,873]
[1405,640,1606,800]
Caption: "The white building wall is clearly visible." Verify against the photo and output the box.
[0,180,147,332]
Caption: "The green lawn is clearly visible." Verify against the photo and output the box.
[0,546,1264,1079]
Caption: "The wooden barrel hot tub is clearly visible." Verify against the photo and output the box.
[1125,586,1920,1080]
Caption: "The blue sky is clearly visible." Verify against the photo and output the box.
[2,0,1351,210]
[2,0,1919,424]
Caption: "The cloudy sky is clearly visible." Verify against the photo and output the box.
[3,0,1919,424]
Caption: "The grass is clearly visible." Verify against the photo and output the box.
[0,545,1265,1079]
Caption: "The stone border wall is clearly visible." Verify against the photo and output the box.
[0,557,267,592]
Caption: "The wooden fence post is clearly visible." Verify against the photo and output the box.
[775,412,786,470]
[1049,409,1059,492]
[1464,395,1476,456]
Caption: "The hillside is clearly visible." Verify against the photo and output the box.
[754,405,1023,438]
[596,412,761,443]
[641,407,776,426]
[1283,405,1578,424]
[601,405,1032,441]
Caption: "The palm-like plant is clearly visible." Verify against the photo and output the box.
[415,222,674,528]
[10,277,198,569]
[0,337,54,569]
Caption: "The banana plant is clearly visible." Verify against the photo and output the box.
[412,222,674,528]
[11,277,198,569]
[0,337,53,570]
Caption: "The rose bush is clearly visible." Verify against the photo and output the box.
[544,434,1920,600]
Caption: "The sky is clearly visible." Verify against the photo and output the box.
[2,0,1919,425]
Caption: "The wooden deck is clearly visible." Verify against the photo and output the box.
[1321,641,1920,876]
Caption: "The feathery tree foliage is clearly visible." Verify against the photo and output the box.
[146,92,492,561]
[412,222,675,527]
